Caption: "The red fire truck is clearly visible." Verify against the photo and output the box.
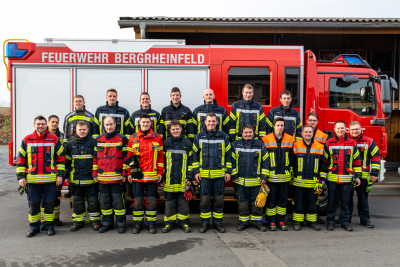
[4,39,397,211]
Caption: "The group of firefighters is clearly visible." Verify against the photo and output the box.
[16,84,381,238]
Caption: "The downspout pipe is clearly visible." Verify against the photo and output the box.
[140,22,146,39]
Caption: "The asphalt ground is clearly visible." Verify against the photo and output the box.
[1,145,400,267]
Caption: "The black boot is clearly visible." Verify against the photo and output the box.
[293,222,302,231]
[70,223,84,232]
[148,225,156,234]
[118,227,126,234]
[47,228,56,236]
[54,218,63,226]
[254,223,267,232]
[26,229,40,238]
[99,225,114,233]
[92,223,100,231]
[162,225,174,233]
[132,225,141,234]
[360,221,374,228]
[341,224,353,232]
[213,223,226,233]
[40,222,46,231]
[236,223,247,231]
[199,223,209,233]
[317,215,326,224]
[309,223,321,231]
[180,224,191,233]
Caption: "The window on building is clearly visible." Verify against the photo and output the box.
[228,67,270,105]
[329,78,376,116]
[285,67,300,107]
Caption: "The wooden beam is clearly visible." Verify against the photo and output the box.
[143,26,400,35]
[134,27,141,39]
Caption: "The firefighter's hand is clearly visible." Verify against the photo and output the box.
[289,180,293,186]
[157,174,162,183]
[225,173,231,182]
[186,180,192,186]
[121,176,126,182]
[127,175,132,183]
[56,176,63,186]
[371,176,378,183]
[19,178,26,188]
[261,180,267,185]
[93,177,98,183]
[161,181,165,187]
[194,173,201,182]
[321,181,326,186]
[356,178,361,187]
[65,179,71,185]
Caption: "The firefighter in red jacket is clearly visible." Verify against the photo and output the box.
[127,114,164,234]
[348,121,381,228]
[93,116,128,234]
[16,115,65,237]
[324,120,362,232]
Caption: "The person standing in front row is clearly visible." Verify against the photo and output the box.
[93,116,128,234]
[192,112,232,233]
[229,84,266,142]
[261,117,294,231]
[158,87,196,142]
[17,115,65,237]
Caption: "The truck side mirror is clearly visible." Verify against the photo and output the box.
[382,103,392,115]
[381,79,391,102]
[390,77,398,90]
[336,75,359,87]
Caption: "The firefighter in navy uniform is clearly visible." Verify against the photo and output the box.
[17,115,65,237]
[231,124,269,232]
[348,121,381,228]
[229,84,266,142]
[261,117,294,231]
[40,115,65,230]
[158,87,195,142]
[127,114,164,235]
[266,90,302,142]
[161,120,193,233]
[93,116,128,234]
[307,112,329,224]
[193,112,232,233]
[131,92,161,134]
[292,125,327,231]
[324,121,362,232]
[92,88,133,139]
[192,89,230,135]
[63,95,94,143]
[65,121,100,231]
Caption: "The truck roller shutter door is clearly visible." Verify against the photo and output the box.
[76,69,142,114]
[14,68,71,159]
[147,69,208,111]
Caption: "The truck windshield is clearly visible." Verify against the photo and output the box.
[329,78,376,116]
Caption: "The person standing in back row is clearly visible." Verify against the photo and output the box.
[229,84,266,142]
[92,88,133,139]
[266,90,302,142]
[158,87,195,142]
[131,92,161,134]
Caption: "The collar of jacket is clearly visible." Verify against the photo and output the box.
[350,133,364,142]
[46,127,61,138]
[334,133,349,142]
[105,130,118,139]
[241,98,254,106]
[205,129,219,137]
[279,104,292,112]
[106,101,119,108]
[137,128,155,138]
[32,130,48,140]
[242,138,254,145]
[170,101,182,110]
[172,135,183,142]
[75,106,86,114]
[203,99,218,106]
[140,104,152,112]
[76,135,89,143]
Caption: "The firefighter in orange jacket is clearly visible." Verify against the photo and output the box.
[306,112,328,224]
[127,114,164,234]
[261,117,294,231]
[17,115,65,237]
[93,116,128,234]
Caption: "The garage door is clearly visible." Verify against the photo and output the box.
[76,69,142,116]
[14,68,71,159]
[147,69,208,112]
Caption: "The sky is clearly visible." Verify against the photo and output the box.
[1,0,400,105]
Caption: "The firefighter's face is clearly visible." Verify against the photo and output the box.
[34,119,47,134]
[280,94,292,108]
[274,121,285,135]
[74,97,85,110]
[170,92,181,104]
[307,115,318,129]
[205,115,218,131]
[107,92,118,106]
[302,126,314,141]
[140,94,151,109]
[242,88,253,101]
[104,117,116,133]
[170,124,182,138]
[203,89,215,104]
[242,128,254,140]
[140,118,151,131]
[349,124,362,138]
[48,118,59,130]
[76,124,89,138]
[334,122,346,137]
